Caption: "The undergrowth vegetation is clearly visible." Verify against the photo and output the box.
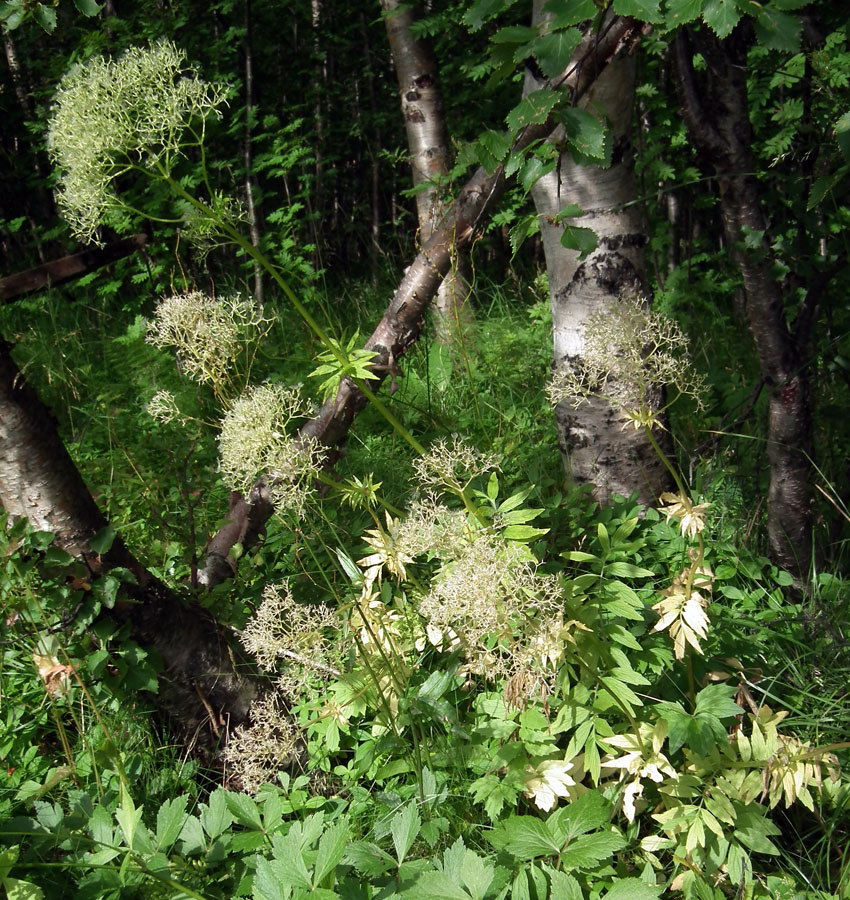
[2,27,850,900]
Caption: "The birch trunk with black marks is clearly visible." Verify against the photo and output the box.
[525,8,669,505]
[381,0,471,338]
[674,27,813,581]
[198,16,646,587]
[0,341,255,752]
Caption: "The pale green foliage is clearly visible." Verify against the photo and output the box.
[217,382,322,515]
[309,331,379,402]
[47,40,227,244]
[547,295,705,428]
[223,695,301,795]
[145,291,269,395]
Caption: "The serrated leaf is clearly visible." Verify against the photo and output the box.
[613,0,662,22]
[90,524,117,555]
[391,803,421,863]
[694,684,742,720]
[201,789,233,840]
[599,676,643,713]
[561,108,608,161]
[4,879,45,900]
[753,7,800,51]
[732,802,780,855]
[155,795,188,849]
[492,24,537,43]
[506,89,561,134]
[546,866,583,900]
[701,0,741,38]
[560,224,597,260]
[314,821,348,884]
[665,0,701,25]
[559,831,626,870]
[509,214,540,257]
[270,832,312,889]
[464,0,508,31]
[33,4,57,31]
[402,870,471,900]
[479,130,512,165]
[74,0,102,14]
[519,155,557,192]
[602,878,663,900]
[533,28,582,79]
[486,816,561,859]
[501,507,544,525]
[344,841,396,876]
[224,790,263,830]
[502,524,549,541]
[460,848,495,900]
[549,790,610,841]
[254,856,289,900]
[543,0,597,27]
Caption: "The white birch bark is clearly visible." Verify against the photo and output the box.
[526,17,670,505]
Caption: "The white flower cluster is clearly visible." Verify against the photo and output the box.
[224,695,301,794]
[218,382,322,515]
[145,389,184,424]
[146,291,267,389]
[413,435,499,493]
[47,40,227,244]
[547,295,705,420]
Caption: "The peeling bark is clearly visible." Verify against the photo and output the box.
[198,15,646,587]
[674,27,813,580]
[526,6,669,505]
[0,341,255,752]
[381,0,471,336]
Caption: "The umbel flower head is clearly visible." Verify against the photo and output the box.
[218,382,323,515]
[47,40,227,244]
[146,291,268,390]
[547,295,705,429]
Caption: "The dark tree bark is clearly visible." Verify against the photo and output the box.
[198,15,646,587]
[0,341,255,752]
[674,27,813,581]
[0,233,149,303]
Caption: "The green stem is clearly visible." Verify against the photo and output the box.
[643,424,687,499]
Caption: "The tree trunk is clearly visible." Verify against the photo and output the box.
[242,0,264,303]
[381,0,472,339]
[198,15,646,586]
[526,6,669,505]
[0,341,255,752]
[674,27,813,581]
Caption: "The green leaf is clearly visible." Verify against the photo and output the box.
[334,547,362,584]
[548,790,610,842]
[391,803,421,864]
[464,0,508,31]
[502,524,549,541]
[532,28,582,79]
[201,789,233,840]
[612,0,662,23]
[271,832,313,889]
[561,108,608,161]
[602,878,663,900]
[701,0,741,38]
[479,130,512,166]
[694,684,742,720]
[90,524,117,555]
[73,0,102,14]
[224,790,263,830]
[753,7,801,51]
[545,866,583,900]
[665,0,702,26]
[599,676,643,713]
[33,3,56,32]
[605,562,655,578]
[402,871,471,900]
[543,0,598,27]
[486,816,561,859]
[460,848,496,900]
[501,507,545,525]
[344,841,396,876]
[560,831,626,870]
[732,802,780,855]
[314,820,349,884]
[155,795,188,849]
[506,89,561,134]
[559,224,597,260]
[254,856,290,900]
[519,155,557,192]
[4,879,46,900]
